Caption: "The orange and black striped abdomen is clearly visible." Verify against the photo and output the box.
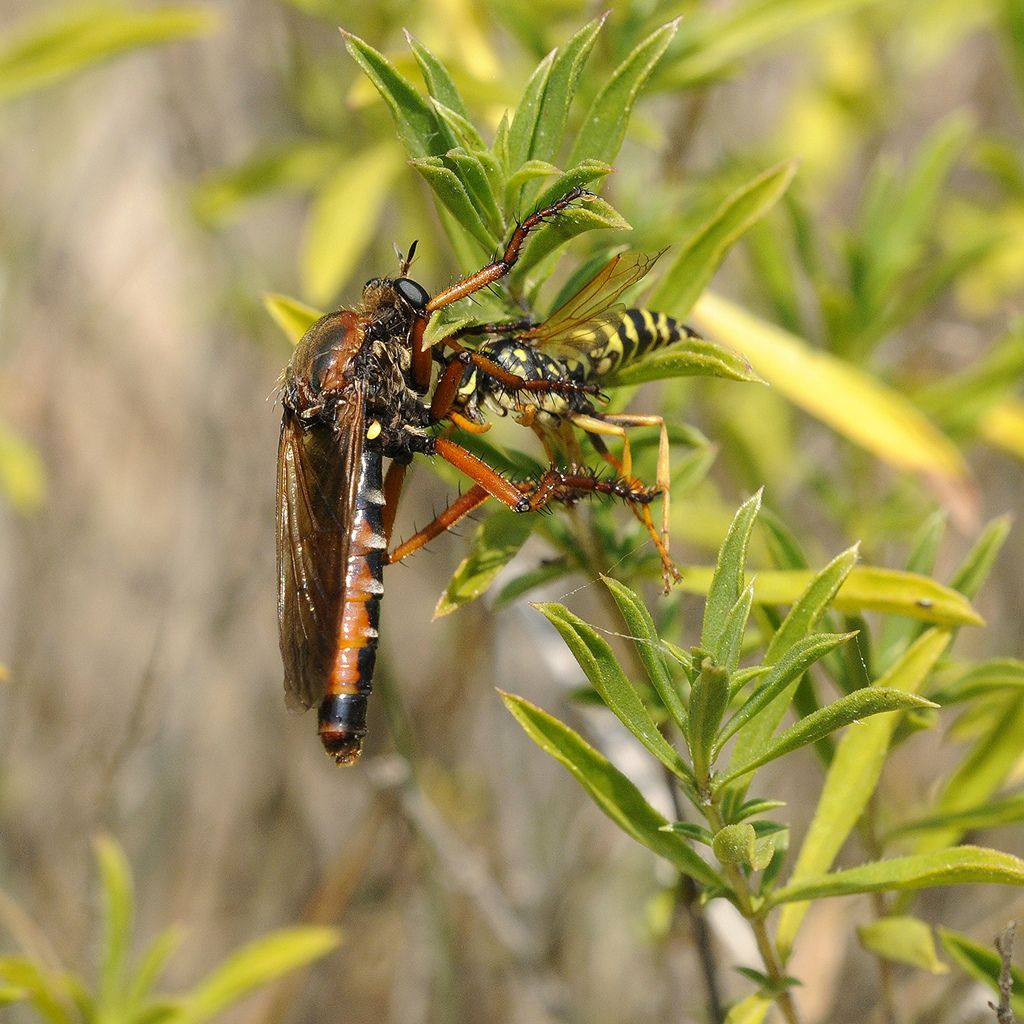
[317,448,387,765]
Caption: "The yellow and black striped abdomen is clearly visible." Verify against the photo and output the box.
[586,309,697,381]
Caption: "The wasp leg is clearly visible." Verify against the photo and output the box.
[410,187,591,388]
[570,411,679,591]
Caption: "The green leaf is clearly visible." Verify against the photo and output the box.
[913,697,1024,855]
[600,575,687,730]
[690,292,975,509]
[606,334,763,387]
[676,564,983,628]
[701,490,762,653]
[930,659,1024,704]
[649,161,798,317]
[857,917,947,973]
[410,157,497,253]
[717,632,858,752]
[0,957,73,1024]
[568,19,680,167]
[0,420,46,514]
[886,793,1024,842]
[716,582,755,675]
[124,926,185,1011]
[529,15,605,164]
[263,294,323,346]
[769,847,1024,907]
[494,560,573,608]
[507,49,556,176]
[179,927,340,1024]
[949,514,1013,600]
[192,142,344,225]
[342,32,452,159]
[689,657,730,780]
[660,821,714,845]
[774,628,951,958]
[0,5,217,104]
[535,603,692,782]
[434,508,535,618]
[719,688,937,788]
[95,835,134,1011]
[404,31,467,118]
[444,148,504,236]
[939,928,1024,1015]
[501,692,721,886]
[301,146,402,306]
[724,992,774,1024]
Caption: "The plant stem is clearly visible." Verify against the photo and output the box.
[705,803,802,1024]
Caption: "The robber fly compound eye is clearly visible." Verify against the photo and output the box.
[394,277,430,311]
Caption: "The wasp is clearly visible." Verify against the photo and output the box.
[440,250,699,587]
[278,187,663,765]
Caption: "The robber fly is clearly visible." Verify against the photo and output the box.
[277,187,661,765]
[447,251,700,586]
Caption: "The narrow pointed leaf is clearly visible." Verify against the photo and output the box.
[405,31,468,117]
[535,603,692,781]
[689,658,730,779]
[302,146,401,305]
[724,992,773,1024]
[716,582,755,674]
[606,335,762,387]
[0,6,217,103]
[95,836,134,1011]
[508,49,556,173]
[718,632,857,751]
[263,294,323,345]
[0,420,46,514]
[691,292,975,512]
[701,490,762,653]
[501,693,720,886]
[949,514,1012,599]
[434,509,535,618]
[179,927,340,1024]
[649,161,798,317]
[719,689,936,788]
[0,958,73,1024]
[857,917,947,973]
[601,575,688,729]
[530,15,605,164]
[410,157,497,252]
[770,847,1024,907]
[939,928,1024,1015]
[343,32,453,159]
[569,19,680,166]
[886,793,1024,841]
[775,628,951,957]
[676,564,981,627]
[931,659,1024,704]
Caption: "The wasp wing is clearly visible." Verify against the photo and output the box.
[276,387,365,711]
[518,251,664,360]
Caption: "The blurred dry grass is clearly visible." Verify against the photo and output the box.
[1,2,1023,1023]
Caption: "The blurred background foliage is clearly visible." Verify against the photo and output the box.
[0,0,1022,1022]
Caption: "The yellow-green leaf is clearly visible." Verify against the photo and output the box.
[180,927,340,1024]
[977,397,1024,459]
[263,294,323,346]
[769,847,1024,907]
[858,917,948,973]
[301,146,402,306]
[0,5,217,104]
[691,292,974,510]
[677,565,983,627]
[0,421,45,514]
[434,509,534,618]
